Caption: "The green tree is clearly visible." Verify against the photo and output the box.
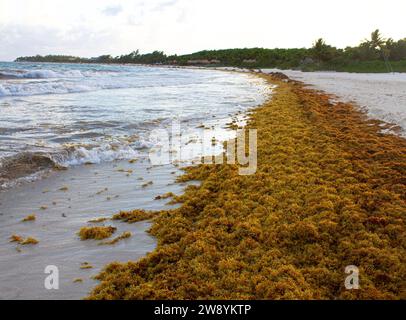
[311,38,336,62]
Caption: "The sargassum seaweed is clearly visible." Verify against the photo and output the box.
[88,74,406,300]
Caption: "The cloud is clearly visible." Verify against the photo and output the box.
[102,5,123,16]
[127,15,143,26]
[0,24,117,61]
[152,0,179,12]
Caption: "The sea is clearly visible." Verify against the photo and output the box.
[0,62,269,188]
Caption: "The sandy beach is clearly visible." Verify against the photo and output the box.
[1,67,405,300]
[262,69,406,136]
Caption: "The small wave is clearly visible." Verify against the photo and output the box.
[0,78,155,97]
[0,142,141,189]
[0,81,93,97]
[0,152,57,189]
[0,69,86,79]
[57,142,139,166]
[0,68,127,81]
[0,69,58,79]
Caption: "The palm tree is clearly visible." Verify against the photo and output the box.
[364,29,393,72]
[311,38,335,62]
[369,29,385,50]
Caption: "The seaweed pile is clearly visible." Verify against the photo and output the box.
[89,75,406,300]
[78,226,117,240]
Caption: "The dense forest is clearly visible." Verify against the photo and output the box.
[15,30,406,72]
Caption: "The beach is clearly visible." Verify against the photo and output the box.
[261,69,406,136]
[0,64,268,299]
[0,157,186,299]
[0,66,405,300]
[89,73,406,300]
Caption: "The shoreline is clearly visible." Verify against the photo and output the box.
[0,64,268,191]
[89,73,406,300]
[10,59,406,74]
[1,68,405,299]
[261,69,406,137]
[0,69,266,299]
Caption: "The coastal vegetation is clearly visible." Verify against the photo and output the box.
[88,74,406,300]
[15,30,406,73]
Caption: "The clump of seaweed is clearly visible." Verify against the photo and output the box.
[22,214,36,222]
[88,217,109,223]
[154,192,175,200]
[78,226,117,240]
[9,235,23,243]
[21,237,39,245]
[117,168,133,174]
[99,231,132,245]
[80,262,93,269]
[10,235,39,245]
[141,181,153,188]
[96,188,108,195]
[89,74,406,300]
[112,210,157,223]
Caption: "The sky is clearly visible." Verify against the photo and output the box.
[0,0,405,61]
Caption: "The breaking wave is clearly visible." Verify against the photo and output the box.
[0,67,129,97]
[0,80,137,97]
[0,141,144,189]
[0,69,86,79]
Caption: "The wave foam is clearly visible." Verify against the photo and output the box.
[0,80,128,97]
[58,143,139,166]
[0,142,141,189]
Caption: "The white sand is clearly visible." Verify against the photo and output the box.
[262,69,406,136]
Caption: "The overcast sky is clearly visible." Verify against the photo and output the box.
[0,0,405,61]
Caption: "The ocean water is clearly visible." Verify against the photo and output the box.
[0,62,268,188]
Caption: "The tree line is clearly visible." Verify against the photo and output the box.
[15,30,406,72]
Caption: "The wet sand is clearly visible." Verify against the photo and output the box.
[0,158,191,299]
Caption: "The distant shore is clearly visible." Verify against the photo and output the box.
[14,28,406,74]
[11,58,406,74]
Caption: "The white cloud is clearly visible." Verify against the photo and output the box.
[0,24,117,60]
[102,5,123,16]
[152,0,179,11]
